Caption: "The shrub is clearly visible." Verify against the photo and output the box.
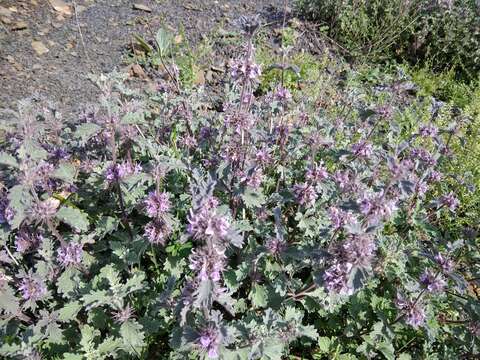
[0,24,479,359]
[296,0,480,80]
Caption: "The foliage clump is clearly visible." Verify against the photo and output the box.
[296,0,480,80]
[0,21,479,359]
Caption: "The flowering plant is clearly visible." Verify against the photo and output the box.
[0,23,479,359]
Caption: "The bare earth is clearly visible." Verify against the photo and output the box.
[0,0,286,116]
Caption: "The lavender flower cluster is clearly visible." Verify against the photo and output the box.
[182,195,240,342]
[323,234,376,295]
[0,189,14,225]
[57,242,83,267]
[395,293,426,328]
[105,161,142,183]
[143,190,172,245]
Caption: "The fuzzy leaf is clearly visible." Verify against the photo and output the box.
[262,339,285,359]
[249,284,268,308]
[82,290,109,309]
[123,271,146,295]
[53,163,76,183]
[95,216,119,237]
[120,320,145,354]
[227,227,244,248]
[97,337,122,355]
[58,301,82,322]
[377,341,395,360]
[155,28,172,55]
[75,123,101,142]
[62,354,83,360]
[56,206,89,232]
[0,152,18,168]
[99,264,121,287]
[318,337,331,353]
[7,184,33,229]
[18,141,48,161]
[222,348,250,360]
[80,324,99,353]
[57,268,79,297]
[298,324,319,340]
[223,270,241,292]
[347,266,369,293]
[45,321,64,344]
[0,285,20,314]
[241,187,266,208]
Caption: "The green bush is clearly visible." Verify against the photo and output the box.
[296,0,480,80]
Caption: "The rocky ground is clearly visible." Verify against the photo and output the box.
[0,0,286,117]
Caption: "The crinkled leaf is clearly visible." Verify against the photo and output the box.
[57,267,80,297]
[62,354,83,360]
[120,320,145,354]
[249,284,268,308]
[222,347,250,360]
[18,141,48,161]
[99,264,121,287]
[241,187,266,208]
[123,271,145,294]
[79,324,100,353]
[298,324,319,340]
[56,206,89,232]
[261,339,285,360]
[0,152,18,168]
[95,216,119,237]
[82,290,109,309]
[0,285,20,314]
[45,321,65,344]
[318,337,331,353]
[97,337,122,355]
[75,123,101,142]
[58,301,82,322]
[377,341,395,360]
[7,184,33,229]
[347,266,369,293]
[285,305,303,321]
[53,163,76,183]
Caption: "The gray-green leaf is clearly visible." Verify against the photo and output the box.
[53,163,76,183]
[75,123,101,142]
[0,285,20,314]
[0,152,18,168]
[249,284,268,308]
[58,301,82,322]
[56,206,89,232]
[155,28,172,55]
[120,320,146,354]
